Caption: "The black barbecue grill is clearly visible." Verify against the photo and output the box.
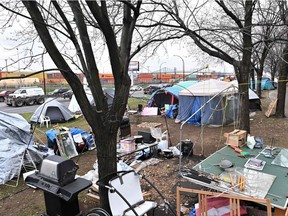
[25,155,91,216]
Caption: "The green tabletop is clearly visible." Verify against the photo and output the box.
[189,145,288,209]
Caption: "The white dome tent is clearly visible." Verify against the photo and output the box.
[30,98,75,124]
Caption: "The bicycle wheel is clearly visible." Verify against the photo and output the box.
[85,208,110,216]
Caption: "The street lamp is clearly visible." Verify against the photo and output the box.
[17,48,20,73]
[160,62,166,83]
[174,55,185,81]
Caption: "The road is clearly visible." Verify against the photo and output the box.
[0,98,71,114]
[0,78,147,114]
[0,90,145,114]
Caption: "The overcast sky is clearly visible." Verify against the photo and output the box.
[0,4,234,75]
[0,37,234,75]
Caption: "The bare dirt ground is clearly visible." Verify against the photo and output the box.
[1,90,288,216]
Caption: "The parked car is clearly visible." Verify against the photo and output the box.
[0,90,14,102]
[143,85,161,94]
[130,85,142,91]
[62,90,73,99]
[48,88,69,97]
[5,87,45,107]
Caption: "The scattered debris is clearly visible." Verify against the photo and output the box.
[137,122,162,128]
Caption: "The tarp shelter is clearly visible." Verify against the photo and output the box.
[0,111,34,184]
[248,89,261,111]
[230,80,261,111]
[68,88,114,113]
[176,79,239,126]
[30,98,74,124]
[147,81,198,109]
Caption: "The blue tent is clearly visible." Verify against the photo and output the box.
[147,81,198,109]
[147,81,198,117]
[251,78,275,90]
[176,79,239,126]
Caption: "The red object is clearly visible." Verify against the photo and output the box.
[196,197,247,216]
[234,148,242,153]
[229,145,242,153]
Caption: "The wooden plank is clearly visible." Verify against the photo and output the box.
[137,122,162,128]
[265,99,277,117]
[86,193,100,201]
[274,207,288,216]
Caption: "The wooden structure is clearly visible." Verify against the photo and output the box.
[265,99,277,117]
[176,187,272,216]
[224,129,247,147]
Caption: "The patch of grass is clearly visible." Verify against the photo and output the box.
[33,116,90,143]
[20,113,33,121]
[128,96,149,110]
[18,206,45,216]
[0,178,27,200]
[20,97,148,143]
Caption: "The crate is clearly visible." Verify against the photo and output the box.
[119,138,136,153]
[224,129,247,147]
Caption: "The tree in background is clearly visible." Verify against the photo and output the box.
[157,0,256,133]
[251,0,282,98]
[275,1,288,117]
[156,0,288,130]
[0,0,181,212]
[266,45,282,85]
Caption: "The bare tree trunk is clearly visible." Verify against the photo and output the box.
[275,45,288,117]
[236,65,251,134]
[93,124,118,211]
[250,68,255,90]
[256,75,262,98]
[237,0,253,134]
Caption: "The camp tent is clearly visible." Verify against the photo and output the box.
[147,81,198,109]
[69,91,95,113]
[0,111,34,184]
[68,88,114,113]
[251,77,275,90]
[30,98,75,123]
[261,78,275,90]
[176,79,239,126]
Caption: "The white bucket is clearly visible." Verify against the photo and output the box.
[158,140,168,150]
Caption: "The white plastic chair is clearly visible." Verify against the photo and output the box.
[108,170,157,216]
[39,115,51,128]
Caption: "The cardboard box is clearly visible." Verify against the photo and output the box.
[224,129,247,147]
[119,138,136,152]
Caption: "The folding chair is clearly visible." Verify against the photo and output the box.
[39,115,51,128]
[107,170,157,216]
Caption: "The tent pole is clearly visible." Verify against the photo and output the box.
[178,85,237,176]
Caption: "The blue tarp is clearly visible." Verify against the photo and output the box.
[46,127,94,149]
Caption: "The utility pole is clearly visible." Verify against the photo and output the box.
[17,48,20,73]
[42,53,47,94]
[160,62,166,84]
